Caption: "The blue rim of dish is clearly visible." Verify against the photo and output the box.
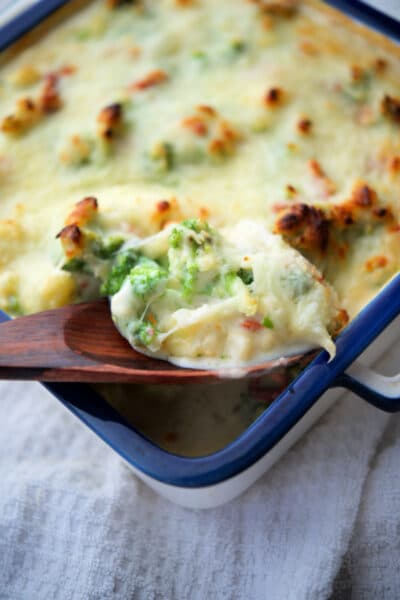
[324,0,400,41]
[0,0,71,52]
[0,0,399,488]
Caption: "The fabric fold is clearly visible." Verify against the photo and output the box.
[0,377,391,599]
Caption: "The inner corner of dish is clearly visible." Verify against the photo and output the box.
[0,0,400,448]
[95,353,313,457]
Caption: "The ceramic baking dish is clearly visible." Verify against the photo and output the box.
[0,0,400,509]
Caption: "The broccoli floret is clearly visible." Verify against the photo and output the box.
[182,218,202,233]
[129,258,167,298]
[169,227,183,249]
[223,271,238,295]
[169,220,214,262]
[181,218,211,234]
[147,141,175,175]
[237,268,253,285]
[133,320,158,347]
[229,39,247,57]
[181,219,213,253]
[182,262,199,300]
[62,257,89,274]
[92,236,125,260]
[101,249,138,296]
[262,316,274,329]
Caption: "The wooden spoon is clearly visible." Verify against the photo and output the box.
[0,299,314,383]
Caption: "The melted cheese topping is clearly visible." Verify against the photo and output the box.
[0,0,399,365]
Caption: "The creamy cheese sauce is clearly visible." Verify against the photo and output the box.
[108,219,342,367]
[0,0,399,367]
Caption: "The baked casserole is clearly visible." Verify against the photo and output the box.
[0,0,399,368]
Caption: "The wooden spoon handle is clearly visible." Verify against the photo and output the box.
[0,300,114,381]
[0,300,212,383]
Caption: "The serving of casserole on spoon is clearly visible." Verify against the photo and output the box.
[0,197,348,383]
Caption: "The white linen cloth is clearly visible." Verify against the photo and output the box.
[0,1,400,598]
[0,348,398,600]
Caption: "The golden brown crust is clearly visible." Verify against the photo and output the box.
[174,0,195,6]
[181,105,241,157]
[329,308,349,336]
[1,97,41,135]
[38,73,62,113]
[128,69,168,92]
[365,255,388,272]
[212,123,241,156]
[297,117,312,134]
[330,182,393,227]
[96,103,123,141]
[1,66,74,135]
[274,181,395,257]
[249,0,298,18]
[57,197,99,257]
[182,115,208,136]
[350,64,367,83]
[264,87,285,107]
[285,184,298,198]
[56,224,84,258]
[156,200,171,213]
[372,57,388,75]
[198,206,210,221]
[151,197,182,230]
[106,0,136,8]
[197,105,217,117]
[65,196,98,227]
[381,94,400,125]
[389,156,400,176]
[308,159,336,196]
[275,203,330,253]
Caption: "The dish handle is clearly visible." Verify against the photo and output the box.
[336,362,400,412]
